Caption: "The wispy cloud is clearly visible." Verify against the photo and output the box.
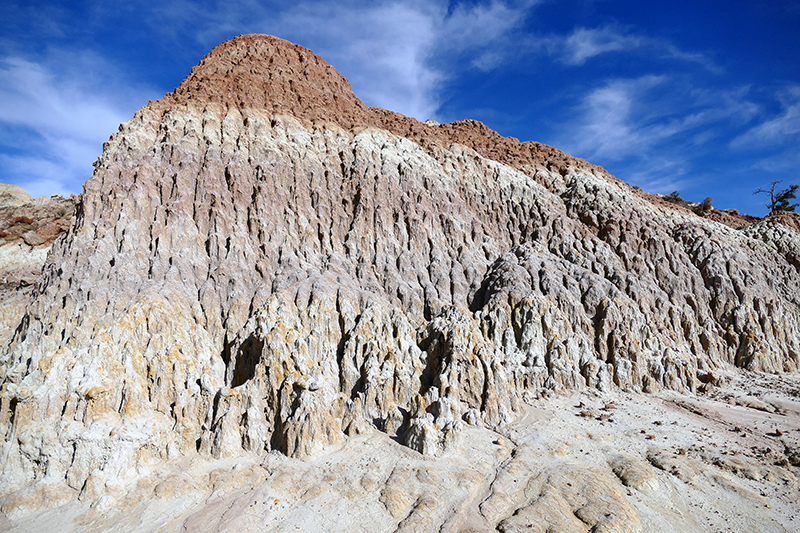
[0,53,156,196]
[278,1,444,120]
[727,86,800,179]
[731,86,800,147]
[553,75,762,194]
[559,26,643,65]
[562,75,675,161]
[437,0,532,69]
[551,25,719,72]
[303,0,533,117]
[0,57,124,146]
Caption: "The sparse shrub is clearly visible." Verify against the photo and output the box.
[693,196,713,216]
[664,190,683,203]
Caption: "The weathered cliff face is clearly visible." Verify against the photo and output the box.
[1,35,799,521]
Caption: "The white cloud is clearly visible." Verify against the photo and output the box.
[560,27,642,65]
[0,53,157,196]
[727,86,800,181]
[438,1,529,57]
[563,75,676,161]
[317,0,532,117]
[0,57,122,145]
[282,2,443,119]
[602,169,689,199]
[551,74,768,198]
[552,25,719,72]
[732,86,800,147]
[560,76,762,162]
[0,155,75,198]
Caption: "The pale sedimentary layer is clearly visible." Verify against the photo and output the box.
[0,35,799,529]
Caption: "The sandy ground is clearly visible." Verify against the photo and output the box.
[2,369,799,532]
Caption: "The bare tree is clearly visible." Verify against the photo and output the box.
[753,181,799,213]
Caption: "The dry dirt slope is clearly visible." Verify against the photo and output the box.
[1,34,799,532]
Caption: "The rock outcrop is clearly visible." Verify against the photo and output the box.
[0,192,76,347]
[0,185,34,209]
[1,35,799,530]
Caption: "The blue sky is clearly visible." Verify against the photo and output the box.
[1,0,799,216]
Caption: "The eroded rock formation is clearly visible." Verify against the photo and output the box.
[1,35,799,530]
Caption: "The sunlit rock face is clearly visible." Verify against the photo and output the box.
[1,35,799,530]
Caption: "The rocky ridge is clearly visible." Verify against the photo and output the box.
[1,35,799,531]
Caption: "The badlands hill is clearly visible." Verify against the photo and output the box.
[1,34,800,532]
